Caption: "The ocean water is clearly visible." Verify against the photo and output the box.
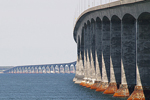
[0,74,127,100]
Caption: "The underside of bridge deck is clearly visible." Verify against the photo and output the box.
[73,0,150,100]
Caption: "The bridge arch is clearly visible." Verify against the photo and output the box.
[34,66,38,73]
[65,65,70,73]
[25,67,28,73]
[31,66,34,73]
[50,65,55,73]
[28,67,31,73]
[91,18,95,23]
[38,66,42,74]
[55,65,59,73]
[42,66,46,73]
[96,17,102,23]
[70,64,75,73]
[46,66,50,73]
[60,65,64,73]
[111,15,121,22]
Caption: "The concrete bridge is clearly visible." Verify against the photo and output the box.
[3,61,76,74]
[73,0,150,100]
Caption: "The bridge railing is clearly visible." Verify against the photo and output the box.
[73,0,119,26]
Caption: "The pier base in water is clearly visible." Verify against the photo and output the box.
[127,86,145,100]
[90,81,100,90]
[80,80,86,86]
[103,82,118,94]
[75,79,83,84]
[113,84,129,97]
[80,81,84,86]
[73,77,77,82]
[74,75,84,84]
[96,82,108,92]
[86,81,92,88]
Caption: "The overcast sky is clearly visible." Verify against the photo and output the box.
[0,0,117,66]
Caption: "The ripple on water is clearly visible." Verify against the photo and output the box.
[0,74,128,100]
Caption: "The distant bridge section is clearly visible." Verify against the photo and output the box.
[0,66,14,73]
[3,61,76,74]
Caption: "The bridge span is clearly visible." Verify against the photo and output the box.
[3,61,76,74]
[73,0,150,100]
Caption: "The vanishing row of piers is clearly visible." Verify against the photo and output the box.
[73,0,150,100]
[4,62,76,74]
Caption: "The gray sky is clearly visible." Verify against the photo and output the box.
[0,0,78,66]
[0,0,118,66]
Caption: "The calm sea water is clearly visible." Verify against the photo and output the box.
[0,74,128,100]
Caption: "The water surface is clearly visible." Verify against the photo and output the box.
[0,74,127,100]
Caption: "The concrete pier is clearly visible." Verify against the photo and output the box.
[104,15,121,94]
[73,0,150,99]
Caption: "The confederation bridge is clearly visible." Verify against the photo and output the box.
[73,0,150,100]
[3,61,76,74]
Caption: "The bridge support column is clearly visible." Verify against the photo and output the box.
[114,14,136,97]
[84,21,93,88]
[89,20,96,88]
[74,35,84,84]
[104,57,118,94]
[96,17,110,92]
[91,51,101,90]
[85,52,92,88]
[73,56,79,82]
[104,16,121,94]
[96,53,109,92]
[74,54,84,84]
[88,50,96,88]
[76,53,84,83]
[80,25,89,87]
[80,51,88,86]
[92,18,102,90]
[127,13,150,100]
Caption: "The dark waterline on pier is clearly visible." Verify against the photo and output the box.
[0,74,127,100]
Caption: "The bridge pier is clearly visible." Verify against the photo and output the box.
[114,14,136,97]
[80,51,88,86]
[91,18,102,90]
[88,20,96,88]
[104,15,121,94]
[91,51,102,89]
[74,52,84,84]
[96,17,110,92]
[85,21,92,88]
[80,25,88,86]
[74,59,79,82]
[127,12,150,100]
[85,51,91,87]
[73,37,80,82]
